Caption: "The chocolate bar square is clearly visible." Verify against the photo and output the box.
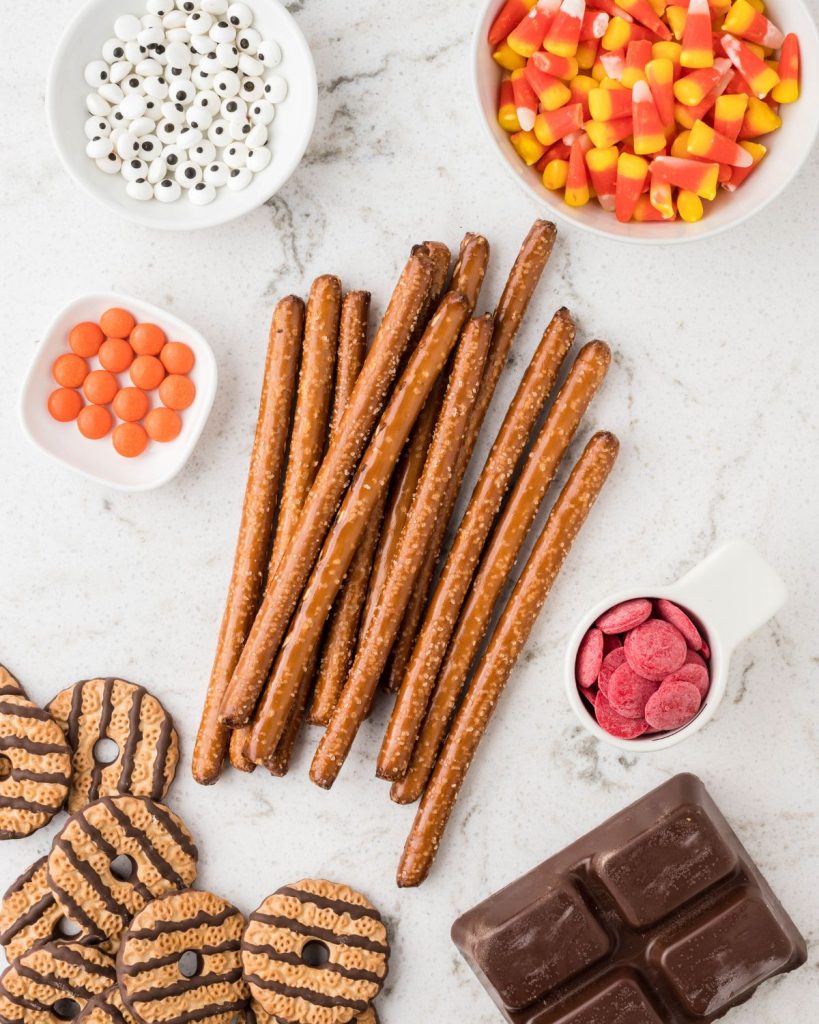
[452,774,805,1024]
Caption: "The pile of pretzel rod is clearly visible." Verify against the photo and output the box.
[192,219,620,885]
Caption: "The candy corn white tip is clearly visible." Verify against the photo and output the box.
[688,0,709,14]
[560,0,585,18]
[632,79,651,101]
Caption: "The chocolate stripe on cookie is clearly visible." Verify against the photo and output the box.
[102,797,187,891]
[88,678,116,800]
[120,940,241,974]
[151,714,176,802]
[0,667,24,697]
[0,940,116,1016]
[146,799,199,862]
[249,914,387,955]
[242,947,384,986]
[132,1000,248,1024]
[119,683,144,794]
[244,975,369,1013]
[125,906,238,940]
[0,735,69,755]
[276,887,384,923]
[52,830,131,930]
[0,701,54,721]
[129,968,245,1001]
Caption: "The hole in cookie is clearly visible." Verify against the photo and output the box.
[93,737,120,765]
[53,999,81,1021]
[55,916,82,939]
[110,854,136,881]
[0,755,10,781]
[302,940,331,968]
[179,950,203,978]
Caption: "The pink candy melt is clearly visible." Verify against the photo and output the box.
[644,680,702,731]
[596,598,652,634]
[576,627,605,687]
[595,692,649,739]
[624,619,687,681]
[608,663,660,720]
[598,647,627,696]
[663,663,709,699]
[656,598,703,651]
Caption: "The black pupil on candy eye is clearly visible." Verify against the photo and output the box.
[162,180,171,187]
[115,48,123,57]
[143,141,153,151]
[195,183,205,190]
[131,159,140,167]
[231,169,239,176]
[168,154,178,164]
[185,168,195,178]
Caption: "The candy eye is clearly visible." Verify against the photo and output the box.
[122,76,145,95]
[256,40,281,68]
[236,28,260,53]
[84,60,109,88]
[171,79,195,104]
[122,158,147,182]
[249,100,274,125]
[263,75,287,103]
[241,76,263,101]
[227,3,252,29]
[102,38,127,62]
[84,116,111,139]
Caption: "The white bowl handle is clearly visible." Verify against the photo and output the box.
[670,539,787,655]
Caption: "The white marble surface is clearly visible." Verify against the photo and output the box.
[1,1,818,1021]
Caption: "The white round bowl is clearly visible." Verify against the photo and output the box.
[20,292,217,491]
[471,0,819,243]
[47,0,317,230]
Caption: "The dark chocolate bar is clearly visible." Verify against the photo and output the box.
[452,773,805,1023]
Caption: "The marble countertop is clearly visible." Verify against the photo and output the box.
[1,1,818,1020]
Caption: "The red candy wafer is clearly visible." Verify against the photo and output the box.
[608,662,659,719]
[624,618,687,681]
[662,662,709,699]
[685,648,707,671]
[644,679,701,731]
[576,627,604,687]
[602,633,622,655]
[597,646,626,696]
[596,597,651,633]
[656,598,703,651]
[595,692,649,739]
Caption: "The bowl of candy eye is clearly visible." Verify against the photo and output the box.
[471,0,819,242]
[47,0,317,229]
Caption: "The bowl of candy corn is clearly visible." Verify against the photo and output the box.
[472,0,819,241]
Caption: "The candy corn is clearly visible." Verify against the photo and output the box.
[565,136,592,204]
[603,16,653,50]
[618,0,672,40]
[645,57,675,131]
[544,0,586,56]
[665,6,687,42]
[616,151,649,220]
[585,115,633,146]
[722,0,784,49]
[772,33,800,103]
[590,0,634,21]
[589,83,632,119]
[498,76,522,131]
[543,157,571,188]
[674,66,724,106]
[738,95,782,138]
[493,42,528,71]
[687,118,752,165]
[632,79,666,153]
[576,38,600,69]
[526,62,573,108]
[713,92,748,139]
[509,5,554,57]
[651,155,719,198]
[533,102,586,144]
[532,50,580,79]
[510,129,548,164]
[569,74,596,116]
[622,39,653,86]
[680,0,713,68]
[512,68,539,130]
[677,189,704,220]
[489,0,539,45]
[652,40,682,76]
[649,173,675,217]
[721,33,779,97]
[581,9,610,38]
[633,192,672,219]
[723,140,765,189]
[585,144,619,207]
[599,48,627,79]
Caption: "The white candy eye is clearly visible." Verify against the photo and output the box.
[130,116,156,137]
[236,28,260,54]
[121,74,146,95]
[257,40,281,68]
[226,166,252,190]
[127,178,154,200]
[246,122,267,148]
[220,95,246,119]
[177,126,203,149]
[264,75,287,103]
[162,144,186,169]
[202,0,229,13]
[157,117,181,143]
[238,53,263,77]
[102,38,128,63]
[138,133,161,157]
[161,100,186,123]
[86,136,113,159]
[85,116,111,139]
[108,59,131,83]
[207,118,229,144]
[187,11,213,33]
[86,93,111,116]
[144,75,169,99]
[227,116,251,141]
[215,42,238,68]
[122,157,147,181]
[192,33,214,55]
[99,82,125,104]
[165,26,191,44]
[194,88,220,111]
[165,41,190,68]
[96,152,122,174]
[223,142,248,168]
[246,146,271,173]
[109,105,128,127]
[136,57,163,77]
[124,40,147,63]
[84,60,110,88]
[138,27,165,49]
[249,99,274,125]
[213,69,240,97]
[147,156,166,183]
[210,20,235,43]
[227,3,252,29]
[204,160,228,185]
[175,159,203,187]
[189,139,216,164]
[191,67,212,90]
[185,104,212,129]
[154,177,182,201]
[176,0,196,12]
[189,181,216,205]
[115,131,140,159]
[163,9,187,28]
[166,64,192,82]
[141,14,164,29]
[199,54,222,75]
[147,0,173,14]
[240,76,263,101]
[120,93,147,119]
[114,14,142,41]
[170,78,196,104]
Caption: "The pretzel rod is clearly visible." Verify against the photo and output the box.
[307,247,451,729]
[390,341,611,801]
[397,431,620,887]
[219,252,434,727]
[450,233,490,312]
[265,290,371,775]
[310,315,494,788]
[378,308,576,780]
[382,221,556,694]
[191,295,303,785]
[245,292,471,762]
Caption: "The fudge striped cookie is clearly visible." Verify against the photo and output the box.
[75,986,136,1024]
[0,667,72,840]
[0,857,79,963]
[0,940,115,1024]
[242,880,389,1024]
[270,1011,378,1024]
[118,889,248,1024]
[47,795,198,949]
[47,678,178,813]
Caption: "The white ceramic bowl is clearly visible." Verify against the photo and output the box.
[47,0,317,230]
[564,541,787,750]
[20,292,217,491]
[471,0,819,243]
